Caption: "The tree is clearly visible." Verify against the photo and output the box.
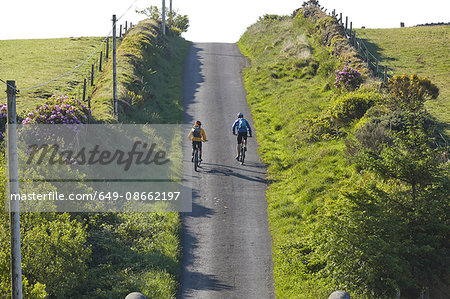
[302,0,323,9]
[136,5,189,36]
[308,74,449,297]
[351,74,449,296]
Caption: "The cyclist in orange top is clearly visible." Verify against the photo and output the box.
[188,120,207,162]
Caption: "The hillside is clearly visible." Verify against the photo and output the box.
[0,37,105,115]
[239,6,449,299]
[0,20,190,298]
[91,19,190,123]
[355,26,450,129]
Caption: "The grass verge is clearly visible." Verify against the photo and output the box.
[91,19,190,123]
[239,9,449,298]
[238,14,352,298]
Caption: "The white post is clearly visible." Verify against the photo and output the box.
[162,0,166,35]
[7,80,23,299]
[170,0,172,15]
[112,15,118,117]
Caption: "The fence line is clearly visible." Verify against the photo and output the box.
[329,9,392,82]
[0,0,137,110]
[19,36,110,93]
[0,17,134,122]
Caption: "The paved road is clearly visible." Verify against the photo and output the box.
[179,43,275,299]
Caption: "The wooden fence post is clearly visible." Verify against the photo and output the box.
[83,78,87,101]
[376,60,379,76]
[113,15,118,117]
[7,80,23,299]
[340,13,342,25]
[350,22,353,39]
[99,51,103,72]
[91,64,94,86]
[106,38,109,59]
[162,0,166,35]
[366,49,370,69]
[120,25,123,38]
[125,21,128,32]
[87,96,91,122]
[345,16,348,31]
[384,66,388,82]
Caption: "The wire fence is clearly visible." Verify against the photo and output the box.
[329,9,392,82]
[328,8,449,152]
[0,0,139,112]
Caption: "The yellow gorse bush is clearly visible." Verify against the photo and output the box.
[388,74,439,112]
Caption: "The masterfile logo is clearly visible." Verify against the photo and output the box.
[6,124,192,212]
[26,141,170,171]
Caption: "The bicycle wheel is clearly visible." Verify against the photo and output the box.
[194,149,199,172]
[240,143,245,165]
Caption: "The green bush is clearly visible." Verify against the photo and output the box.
[330,90,381,125]
[303,113,343,142]
[21,213,91,298]
[387,74,439,113]
[259,14,284,22]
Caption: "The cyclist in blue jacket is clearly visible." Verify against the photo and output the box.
[232,112,252,160]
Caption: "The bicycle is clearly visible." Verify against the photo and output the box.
[193,140,207,172]
[237,135,251,165]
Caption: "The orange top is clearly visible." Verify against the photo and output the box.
[188,125,207,142]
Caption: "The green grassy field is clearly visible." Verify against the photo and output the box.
[355,26,450,129]
[0,37,107,115]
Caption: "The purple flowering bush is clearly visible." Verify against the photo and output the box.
[334,65,363,91]
[0,105,7,136]
[23,95,90,125]
[0,95,89,141]
[0,104,22,141]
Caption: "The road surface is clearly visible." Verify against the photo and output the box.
[179,43,275,299]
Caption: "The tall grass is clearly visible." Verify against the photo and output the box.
[91,19,190,123]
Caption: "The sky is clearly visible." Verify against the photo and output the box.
[0,0,449,42]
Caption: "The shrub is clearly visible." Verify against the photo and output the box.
[23,95,90,125]
[303,113,343,142]
[334,65,363,91]
[0,105,7,141]
[259,14,284,22]
[21,213,91,298]
[0,104,24,141]
[387,74,439,113]
[329,90,381,125]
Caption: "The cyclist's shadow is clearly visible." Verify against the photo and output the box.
[199,162,266,184]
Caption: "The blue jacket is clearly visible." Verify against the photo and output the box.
[232,118,252,135]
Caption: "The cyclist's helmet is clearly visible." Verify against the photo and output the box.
[195,120,201,126]
[237,112,243,118]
